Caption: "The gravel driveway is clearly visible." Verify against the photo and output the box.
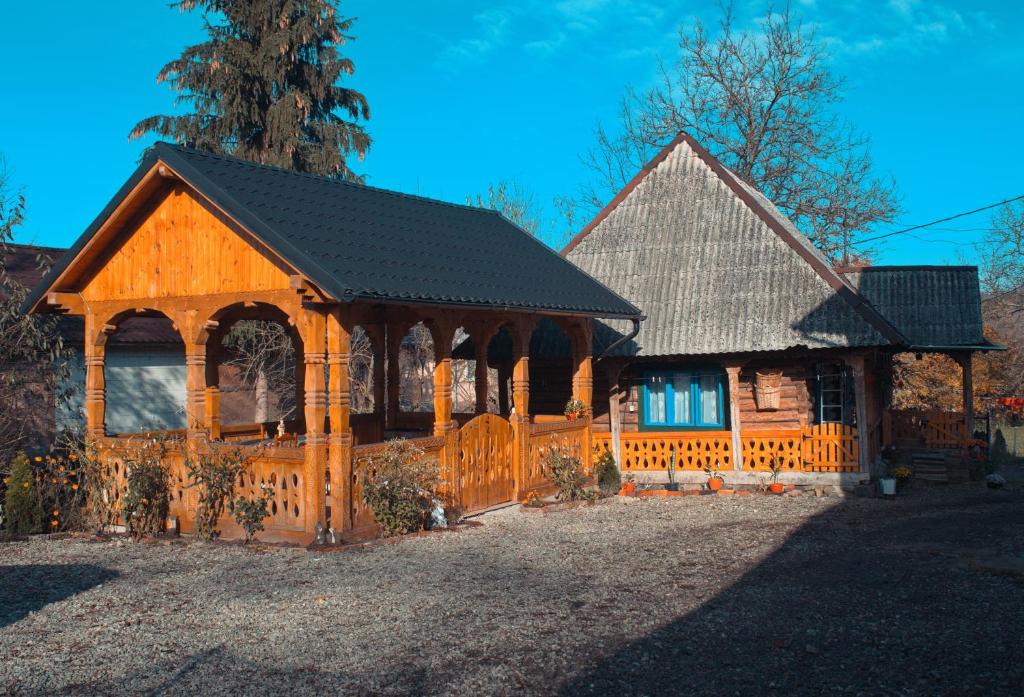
[2,486,1022,696]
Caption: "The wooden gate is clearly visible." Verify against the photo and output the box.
[458,413,515,513]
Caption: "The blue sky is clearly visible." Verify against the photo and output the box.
[1,0,1022,263]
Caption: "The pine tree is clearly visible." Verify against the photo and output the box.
[131,0,370,180]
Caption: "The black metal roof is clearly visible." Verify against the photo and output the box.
[24,143,641,319]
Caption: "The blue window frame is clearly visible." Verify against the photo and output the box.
[642,370,726,429]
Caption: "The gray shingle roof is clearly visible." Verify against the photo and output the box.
[841,266,985,348]
[564,134,902,357]
[25,143,641,319]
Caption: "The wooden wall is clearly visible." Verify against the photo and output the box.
[595,359,820,433]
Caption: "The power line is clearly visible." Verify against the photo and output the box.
[853,193,1024,246]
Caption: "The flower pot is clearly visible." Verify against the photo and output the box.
[768,482,784,494]
[879,478,897,496]
[566,412,579,421]
[707,477,724,492]
[665,482,680,492]
[619,482,636,496]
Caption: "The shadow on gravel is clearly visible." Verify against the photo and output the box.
[561,489,1024,697]
[0,563,119,628]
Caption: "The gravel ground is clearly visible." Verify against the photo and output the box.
[1,485,1022,696]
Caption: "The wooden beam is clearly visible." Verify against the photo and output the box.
[725,364,744,472]
[846,354,870,474]
[46,292,84,315]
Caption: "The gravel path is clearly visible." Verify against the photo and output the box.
[1,486,1022,696]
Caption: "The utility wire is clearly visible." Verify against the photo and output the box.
[853,193,1024,246]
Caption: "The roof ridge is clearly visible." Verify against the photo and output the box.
[153,142,495,216]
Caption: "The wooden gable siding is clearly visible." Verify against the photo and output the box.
[79,185,293,302]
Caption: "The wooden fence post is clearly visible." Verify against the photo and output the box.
[725,364,743,472]
[327,306,352,536]
[846,354,870,474]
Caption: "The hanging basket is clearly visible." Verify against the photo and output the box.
[755,369,783,411]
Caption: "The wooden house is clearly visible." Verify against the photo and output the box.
[25,143,642,542]
[560,133,995,485]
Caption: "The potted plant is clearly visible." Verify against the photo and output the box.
[878,473,897,497]
[704,461,725,492]
[620,470,636,496]
[564,399,588,420]
[891,466,912,492]
[767,457,784,494]
[665,450,680,491]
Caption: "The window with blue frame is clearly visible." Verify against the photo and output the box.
[642,370,727,429]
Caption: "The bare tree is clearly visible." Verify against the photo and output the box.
[221,321,297,423]
[978,202,1024,315]
[469,181,543,236]
[577,4,899,264]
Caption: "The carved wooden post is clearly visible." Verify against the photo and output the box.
[956,352,975,440]
[299,308,328,539]
[385,321,405,430]
[182,311,208,444]
[327,306,352,535]
[471,322,497,415]
[569,320,594,472]
[428,317,457,437]
[606,362,623,468]
[846,354,870,474]
[510,318,534,497]
[498,363,511,416]
[84,311,107,439]
[725,364,743,472]
[204,346,221,440]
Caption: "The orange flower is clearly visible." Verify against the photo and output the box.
[50,520,59,527]
[62,479,68,485]
[53,510,59,516]
[71,484,79,491]
[34,456,42,462]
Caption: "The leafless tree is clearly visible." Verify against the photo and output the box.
[576,3,899,264]
[399,323,434,412]
[221,320,297,423]
[468,181,543,236]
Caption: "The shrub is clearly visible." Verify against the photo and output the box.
[3,453,43,534]
[595,450,621,497]
[233,485,274,543]
[542,450,592,502]
[186,446,253,541]
[360,440,441,537]
[121,439,171,540]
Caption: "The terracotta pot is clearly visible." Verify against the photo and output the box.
[619,482,636,495]
[707,477,724,492]
[566,412,579,421]
[768,482,784,494]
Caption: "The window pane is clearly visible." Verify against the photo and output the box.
[648,376,667,422]
[700,375,720,424]
[672,374,691,424]
[823,406,843,423]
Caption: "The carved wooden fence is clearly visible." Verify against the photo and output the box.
[524,419,590,492]
[96,437,309,542]
[885,409,966,449]
[611,431,733,471]
[596,424,860,474]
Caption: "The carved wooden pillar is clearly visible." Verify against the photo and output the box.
[570,320,594,410]
[846,354,870,474]
[471,323,497,415]
[428,317,457,437]
[204,345,221,440]
[84,312,106,439]
[957,352,975,439]
[363,325,386,420]
[510,318,534,497]
[327,306,352,535]
[498,363,511,416]
[724,364,743,472]
[385,321,405,430]
[299,308,328,539]
[182,311,208,444]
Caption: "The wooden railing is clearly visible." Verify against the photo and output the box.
[610,431,733,471]
[524,418,590,491]
[596,424,860,474]
[350,413,385,445]
[885,409,966,449]
[96,437,308,541]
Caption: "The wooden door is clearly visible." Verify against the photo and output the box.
[458,413,515,513]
